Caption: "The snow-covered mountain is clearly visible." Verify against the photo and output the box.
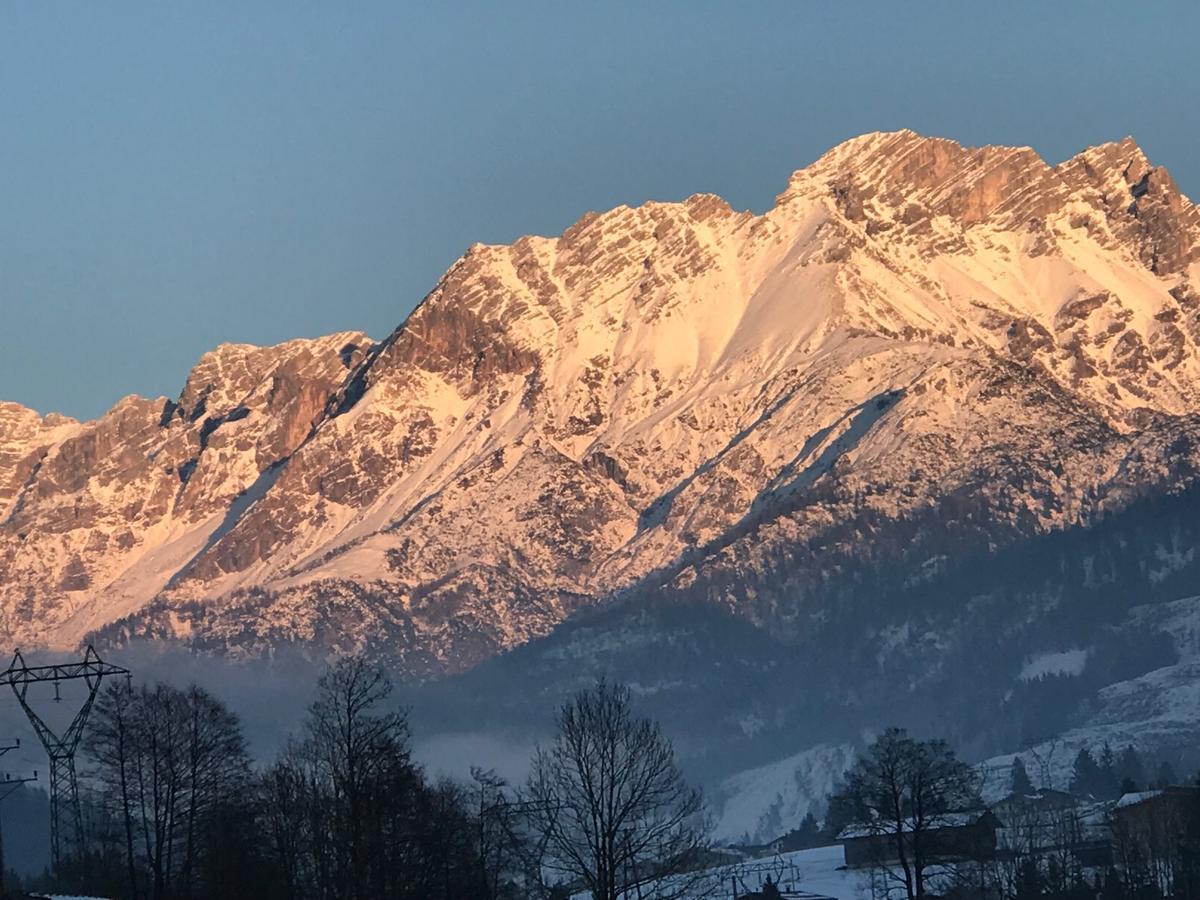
[4,130,1200,662]
[3,129,1200,693]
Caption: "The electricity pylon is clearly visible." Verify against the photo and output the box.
[0,645,129,869]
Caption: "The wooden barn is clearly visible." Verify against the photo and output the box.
[838,810,1003,868]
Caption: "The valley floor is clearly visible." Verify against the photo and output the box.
[574,845,870,900]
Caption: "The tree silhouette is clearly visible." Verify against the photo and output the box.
[1010,756,1034,795]
[830,728,980,900]
[525,680,704,900]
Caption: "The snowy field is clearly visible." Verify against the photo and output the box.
[572,844,871,900]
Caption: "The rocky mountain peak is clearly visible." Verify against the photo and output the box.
[1057,138,1198,275]
[174,334,371,424]
[0,331,371,646]
[777,131,1198,272]
[778,130,1052,225]
[1061,136,1152,191]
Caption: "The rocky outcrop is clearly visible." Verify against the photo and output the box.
[0,332,367,645]
[1059,137,1200,275]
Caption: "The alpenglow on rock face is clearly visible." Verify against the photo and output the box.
[2,130,1199,677]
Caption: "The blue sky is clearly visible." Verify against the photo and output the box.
[2,1,1197,419]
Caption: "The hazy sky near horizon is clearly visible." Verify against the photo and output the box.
[3,1,1198,419]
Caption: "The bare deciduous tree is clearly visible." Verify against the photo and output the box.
[525,680,705,900]
[472,767,539,899]
[259,654,479,900]
[258,749,310,900]
[832,728,980,900]
[88,681,250,900]
[295,654,421,900]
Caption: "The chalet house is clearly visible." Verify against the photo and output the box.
[989,789,1113,867]
[1112,786,1200,824]
[1110,786,1200,861]
[682,845,755,868]
[837,810,1003,868]
[990,788,1078,822]
[764,829,823,855]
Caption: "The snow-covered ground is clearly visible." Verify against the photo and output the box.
[732,845,871,900]
[570,844,870,900]
[1019,648,1089,681]
[978,595,1200,797]
[710,744,856,844]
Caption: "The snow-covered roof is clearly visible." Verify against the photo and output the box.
[1115,790,1164,809]
[993,788,1077,804]
[837,810,993,840]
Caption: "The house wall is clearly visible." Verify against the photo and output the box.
[841,824,997,868]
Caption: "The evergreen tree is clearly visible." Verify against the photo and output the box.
[1117,746,1145,793]
[1099,743,1120,798]
[1154,760,1178,789]
[789,811,821,848]
[1069,748,1102,797]
[823,787,858,842]
[1011,756,1034,795]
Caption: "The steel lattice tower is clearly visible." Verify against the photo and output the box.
[0,645,129,870]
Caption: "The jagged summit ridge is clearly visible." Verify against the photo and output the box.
[0,130,1198,674]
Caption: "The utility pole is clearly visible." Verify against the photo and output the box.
[0,646,130,871]
[0,772,40,892]
[0,739,38,893]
